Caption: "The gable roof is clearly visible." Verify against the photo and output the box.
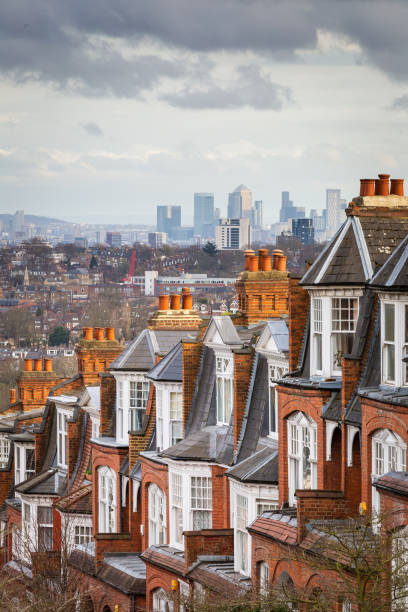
[227,444,278,484]
[370,233,408,290]
[203,316,242,346]
[146,341,182,382]
[301,215,408,287]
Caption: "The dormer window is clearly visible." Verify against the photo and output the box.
[216,355,234,425]
[310,294,359,377]
[0,435,10,468]
[129,380,149,431]
[268,363,288,437]
[15,443,35,485]
[381,301,408,387]
[57,409,69,468]
[115,376,150,443]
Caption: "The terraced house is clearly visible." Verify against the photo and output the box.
[2,175,408,611]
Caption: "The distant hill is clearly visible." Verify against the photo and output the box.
[0,213,71,226]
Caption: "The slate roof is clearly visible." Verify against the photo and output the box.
[374,471,408,497]
[99,554,146,594]
[266,320,289,352]
[227,444,278,484]
[56,484,92,514]
[322,393,341,421]
[248,512,298,545]
[146,341,182,382]
[301,215,408,286]
[370,233,408,290]
[189,559,251,596]
[162,425,234,464]
[109,329,197,371]
[204,316,242,346]
[15,468,67,496]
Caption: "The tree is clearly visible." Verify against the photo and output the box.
[49,326,70,346]
[2,309,35,345]
[202,241,218,257]
[89,255,98,269]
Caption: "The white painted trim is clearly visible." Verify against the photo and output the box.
[352,217,373,280]
[132,480,140,513]
[314,218,351,284]
[347,425,359,467]
[325,421,338,461]
[387,245,408,286]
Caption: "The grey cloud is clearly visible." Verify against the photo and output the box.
[390,94,408,110]
[0,0,408,102]
[162,65,293,110]
[82,122,103,136]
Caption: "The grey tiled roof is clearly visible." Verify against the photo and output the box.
[227,444,278,484]
[266,320,289,352]
[162,425,233,463]
[370,233,408,289]
[204,316,242,345]
[322,392,341,421]
[15,468,67,496]
[146,342,182,382]
[185,346,216,435]
[110,329,197,371]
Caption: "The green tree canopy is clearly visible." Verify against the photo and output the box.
[49,326,70,346]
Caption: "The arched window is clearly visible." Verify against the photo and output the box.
[372,429,406,513]
[98,466,117,533]
[259,562,269,596]
[287,412,317,506]
[152,588,174,612]
[148,484,167,546]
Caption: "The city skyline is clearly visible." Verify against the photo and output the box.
[1,2,408,223]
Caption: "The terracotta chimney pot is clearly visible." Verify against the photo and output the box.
[105,327,115,341]
[9,389,16,404]
[34,358,42,372]
[44,358,52,372]
[83,327,93,341]
[375,173,390,196]
[24,359,33,372]
[272,249,284,270]
[276,254,287,272]
[248,255,259,272]
[360,179,375,197]
[244,249,255,271]
[158,294,170,311]
[182,290,193,310]
[390,178,404,196]
[170,294,181,310]
[94,327,104,341]
[262,256,272,271]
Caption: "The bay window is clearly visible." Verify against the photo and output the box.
[310,293,359,377]
[169,466,213,549]
[37,506,53,551]
[216,355,233,425]
[15,444,34,485]
[171,472,183,546]
[98,467,117,533]
[117,381,124,441]
[170,392,183,446]
[287,412,317,506]
[74,525,92,546]
[0,436,10,468]
[372,429,406,513]
[22,502,31,560]
[148,484,167,546]
[57,409,69,468]
[381,300,408,387]
[191,477,212,530]
[154,385,183,452]
[129,380,149,431]
[236,494,248,574]
[268,363,288,437]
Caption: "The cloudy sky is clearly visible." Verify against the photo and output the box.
[1,0,408,225]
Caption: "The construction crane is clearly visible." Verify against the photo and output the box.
[123,249,136,284]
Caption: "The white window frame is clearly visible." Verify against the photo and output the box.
[215,353,234,425]
[309,291,360,377]
[74,524,92,546]
[371,429,406,514]
[116,380,125,442]
[236,494,248,574]
[98,466,117,533]
[129,379,149,431]
[154,383,183,452]
[148,484,167,546]
[152,588,174,612]
[381,299,408,387]
[259,561,270,596]
[91,417,100,440]
[37,505,53,551]
[0,435,10,468]
[15,443,35,485]
[60,513,92,553]
[287,411,317,506]
[57,408,70,469]
[268,363,288,438]
[168,462,213,550]
[115,374,150,444]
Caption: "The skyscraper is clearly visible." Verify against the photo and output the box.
[252,200,263,229]
[227,185,252,219]
[157,206,182,239]
[326,189,342,237]
[194,193,214,238]
[292,218,315,245]
[279,192,305,222]
[215,218,251,250]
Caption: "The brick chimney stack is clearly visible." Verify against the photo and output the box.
[349,173,408,217]
[75,327,123,386]
[149,288,202,331]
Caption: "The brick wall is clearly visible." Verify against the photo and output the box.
[235,273,289,325]
[99,373,116,436]
[140,455,169,552]
[183,528,233,571]
[342,357,362,412]
[233,350,253,451]
[296,490,350,541]
[181,340,202,428]
[288,275,309,371]
[211,465,230,529]
[94,532,131,569]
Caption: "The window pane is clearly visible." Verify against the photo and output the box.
[314,334,322,371]
[384,303,395,342]
[386,344,395,382]
[216,378,223,422]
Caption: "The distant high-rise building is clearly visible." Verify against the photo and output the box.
[157,205,182,239]
[148,232,167,248]
[215,218,251,250]
[214,207,221,220]
[194,193,214,238]
[252,200,263,229]
[279,192,305,222]
[106,232,122,247]
[326,189,342,237]
[228,185,252,219]
[13,210,24,235]
[292,218,315,245]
